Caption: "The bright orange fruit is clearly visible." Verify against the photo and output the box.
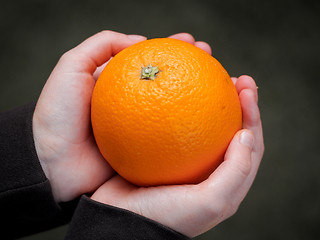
[91,38,242,186]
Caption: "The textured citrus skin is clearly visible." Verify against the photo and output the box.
[91,38,242,186]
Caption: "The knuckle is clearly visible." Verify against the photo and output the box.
[100,29,112,34]
[226,201,239,218]
[236,158,252,179]
[96,30,116,37]
[202,198,226,221]
[204,204,223,223]
[59,50,74,63]
[261,142,265,155]
[204,200,239,224]
[219,199,240,221]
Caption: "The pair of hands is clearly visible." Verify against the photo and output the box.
[33,30,264,238]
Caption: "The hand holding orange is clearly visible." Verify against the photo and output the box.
[91,38,242,186]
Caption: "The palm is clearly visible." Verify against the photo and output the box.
[92,175,214,237]
[33,60,114,202]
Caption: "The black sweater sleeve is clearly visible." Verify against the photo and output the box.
[0,104,190,240]
[0,103,76,239]
[65,196,190,240]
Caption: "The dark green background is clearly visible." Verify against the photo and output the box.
[1,0,319,239]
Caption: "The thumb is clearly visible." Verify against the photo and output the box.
[204,130,254,202]
[58,30,147,74]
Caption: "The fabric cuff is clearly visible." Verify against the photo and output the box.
[66,195,190,240]
[0,103,47,192]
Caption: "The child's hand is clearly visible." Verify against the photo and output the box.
[91,54,264,238]
[32,31,147,202]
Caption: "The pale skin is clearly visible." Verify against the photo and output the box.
[33,30,264,238]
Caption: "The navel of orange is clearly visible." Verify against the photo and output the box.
[91,38,242,186]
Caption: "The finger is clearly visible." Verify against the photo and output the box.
[168,32,195,44]
[194,41,212,55]
[235,75,258,103]
[231,77,238,85]
[93,59,111,81]
[236,75,264,156]
[91,175,137,206]
[203,130,254,204]
[239,89,260,129]
[61,30,146,74]
[239,88,264,161]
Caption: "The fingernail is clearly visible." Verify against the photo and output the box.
[240,130,254,149]
[128,35,147,41]
[231,77,238,84]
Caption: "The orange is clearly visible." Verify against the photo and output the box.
[91,38,242,186]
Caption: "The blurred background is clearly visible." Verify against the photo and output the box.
[1,0,319,239]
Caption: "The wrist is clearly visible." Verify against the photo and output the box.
[33,129,49,179]
[32,113,61,202]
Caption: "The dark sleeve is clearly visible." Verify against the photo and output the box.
[66,196,190,240]
[0,104,190,239]
[0,103,76,239]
